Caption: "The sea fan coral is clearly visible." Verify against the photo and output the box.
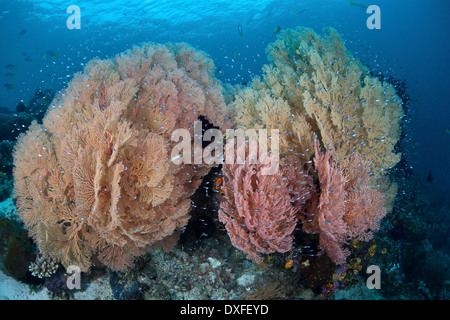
[234,26,403,211]
[219,143,313,263]
[302,140,387,265]
[13,42,232,272]
[226,26,402,264]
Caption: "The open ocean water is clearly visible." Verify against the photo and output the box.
[0,0,449,306]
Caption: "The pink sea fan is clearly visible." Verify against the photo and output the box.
[307,140,387,265]
[219,144,313,263]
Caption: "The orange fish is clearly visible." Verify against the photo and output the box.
[285,260,293,269]
[215,177,224,195]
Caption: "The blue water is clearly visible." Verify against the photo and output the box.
[0,0,449,300]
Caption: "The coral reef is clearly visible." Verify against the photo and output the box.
[13,42,232,272]
[10,26,407,300]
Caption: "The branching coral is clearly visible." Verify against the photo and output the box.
[29,254,59,279]
[222,26,403,264]
[13,42,232,272]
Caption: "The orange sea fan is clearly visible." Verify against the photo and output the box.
[13,42,232,272]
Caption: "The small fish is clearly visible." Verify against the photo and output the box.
[19,29,26,36]
[294,9,308,15]
[285,260,293,269]
[5,64,16,70]
[45,50,59,58]
[4,83,14,90]
[427,170,434,183]
[24,56,32,62]
[237,24,243,39]
[348,1,368,9]
[446,129,450,134]
[5,72,14,77]
[214,177,224,195]
[273,26,281,34]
